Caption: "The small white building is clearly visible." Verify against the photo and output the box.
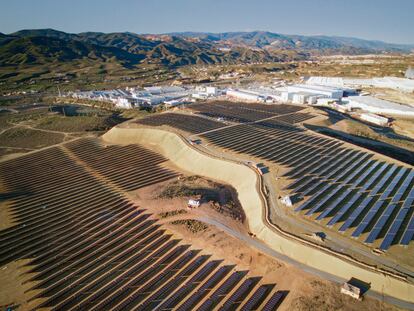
[360,113,389,126]
[206,86,218,95]
[192,86,218,99]
[280,196,293,207]
[340,282,362,300]
[187,198,201,208]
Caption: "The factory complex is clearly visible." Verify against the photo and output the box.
[68,74,414,123]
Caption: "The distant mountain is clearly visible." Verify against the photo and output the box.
[0,29,412,71]
[168,31,414,53]
[0,29,307,68]
[0,36,146,67]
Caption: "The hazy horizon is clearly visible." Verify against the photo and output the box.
[3,27,414,47]
[1,0,413,45]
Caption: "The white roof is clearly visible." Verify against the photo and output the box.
[345,96,414,115]
[291,84,343,92]
[306,77,344,87]
[307,76,414,92]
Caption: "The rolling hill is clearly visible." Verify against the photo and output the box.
[169,31,414,52]
[1,28,412,70]
[0,29,306,68]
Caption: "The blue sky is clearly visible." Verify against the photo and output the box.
[1,0,413,44]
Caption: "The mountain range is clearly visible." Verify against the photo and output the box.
[0,29,413,69]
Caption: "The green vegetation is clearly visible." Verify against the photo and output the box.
[171,219,208,233]
[0,127,65,149]
[0,103,132,158]
[158,176,244,221]
[158,209,188,219]
[35,115,119,132]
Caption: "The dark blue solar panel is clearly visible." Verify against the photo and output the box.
[287,145,344,179]
[296,153,368,212]
[300,151,363,196]
[308,157,372,216]
[352,167,407,238]
[399,186,414,246]
[339,164,397,232]
[365,171,414,244]
[318,161,380,221]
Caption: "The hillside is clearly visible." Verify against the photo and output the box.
[0,29,412,93]
[0,36,145,67]
[0,29,304,69]
[2,29,412,69]
[169,31,414,53]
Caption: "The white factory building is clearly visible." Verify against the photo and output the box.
[286,84,344,99]
[70,85,194,109]
[306,76,414,93]
[343,96,414,116]
[192,86,218,99]
[272,84,346,105]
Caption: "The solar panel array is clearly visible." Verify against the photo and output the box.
[191,101,313,124]
[0,138,288,310]
[163,102,414,251]
[135,112,227,134]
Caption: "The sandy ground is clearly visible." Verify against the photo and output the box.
[0,259,47,311]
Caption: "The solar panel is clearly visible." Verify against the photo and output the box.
[302,152,366,196]
[292,149,351,184]
[283,141,339,167]
[400,216,414,246]
[365,171,414,244]
[219,278,257,310]
[380,208,411,250]
[339,164,397,232]
[240,285,269,311]
[178,266,232,311]
[286,144,343,178]
[351,167,407,238]
[307,158,373,216]
[198,271,246,311]
[317,161,380,221]
[398,186,414,246]
[262,291,285,311]
[296,153,369,212]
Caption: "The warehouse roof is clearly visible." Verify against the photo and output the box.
[345,96,414,115]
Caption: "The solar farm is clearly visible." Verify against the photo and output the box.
[0,138,288,310]
[135,101,414,253]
